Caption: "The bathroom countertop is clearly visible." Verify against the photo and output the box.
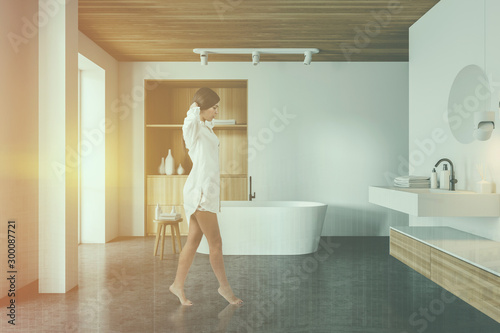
[369,186,500,217]
[391,226,500,277]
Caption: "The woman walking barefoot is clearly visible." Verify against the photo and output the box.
[169,87,243,306]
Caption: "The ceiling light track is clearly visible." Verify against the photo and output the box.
[193,48,319,66]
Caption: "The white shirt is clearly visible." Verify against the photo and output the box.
[182,105,221,223]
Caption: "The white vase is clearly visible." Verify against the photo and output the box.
[177,163,184,175]
[165,149,174,175]
[159,157,165,175]
[155,203,162,220]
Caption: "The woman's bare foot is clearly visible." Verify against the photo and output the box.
[218,286,243,305]
[169,284,193,306]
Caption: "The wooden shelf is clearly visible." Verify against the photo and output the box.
[146,124,247,129]
[147,174,248,178]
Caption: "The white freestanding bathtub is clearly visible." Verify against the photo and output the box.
[196,201,328,255]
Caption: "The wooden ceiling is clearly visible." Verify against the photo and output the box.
[78,0,439,62]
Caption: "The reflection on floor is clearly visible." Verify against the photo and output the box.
[1,236,499,332]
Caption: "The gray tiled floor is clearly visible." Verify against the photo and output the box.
[2,236,499,332]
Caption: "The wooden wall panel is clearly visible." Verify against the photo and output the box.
[218,129,248,175]
[147,176,187,205]
[147,175,188,235]
[170,88,197,124]
[221,176,247,201]
[146,84,173,124]
[216,88,247,124]
[146,128,177,175]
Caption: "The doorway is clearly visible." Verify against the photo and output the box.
[78,54,106,244]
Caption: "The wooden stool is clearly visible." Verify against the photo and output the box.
[153,218,183,260]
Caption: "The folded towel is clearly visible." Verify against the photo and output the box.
[159,213,181,218]
[394,175,430,182]
[394,175,430,188]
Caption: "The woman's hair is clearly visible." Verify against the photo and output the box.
[193,87,220,110]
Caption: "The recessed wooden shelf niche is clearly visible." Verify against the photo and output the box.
[144,80,248,236]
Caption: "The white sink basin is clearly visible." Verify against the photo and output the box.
[369,186,500,217]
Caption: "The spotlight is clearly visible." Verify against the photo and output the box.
[304,51,312,65]
[194,48,319,65]
[200,51,208,65]
[252,51,260,66]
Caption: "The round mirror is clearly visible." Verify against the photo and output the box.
[447,65,490,144]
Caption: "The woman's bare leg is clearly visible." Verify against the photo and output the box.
[170,214,203,305]
[194,210,243,305]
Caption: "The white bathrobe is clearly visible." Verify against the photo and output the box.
[182,105,221,224]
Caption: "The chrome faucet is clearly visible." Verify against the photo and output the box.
[249,176,256,201]
[434,158,458,191]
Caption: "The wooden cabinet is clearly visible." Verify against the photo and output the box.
[390,228,500,323]
[144,80,248,235]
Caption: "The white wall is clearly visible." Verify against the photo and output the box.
[79,54,106,243]
[38,0,79,293]
[0,0,39,298]
[78,32,119,242]
[118,61,409,236]
[0,1,118,298]
[409,0,500,240]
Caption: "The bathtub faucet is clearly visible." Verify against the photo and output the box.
[249,176,256,201]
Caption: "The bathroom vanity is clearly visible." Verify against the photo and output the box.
[390,226,500,323]
[369,186,500,323]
